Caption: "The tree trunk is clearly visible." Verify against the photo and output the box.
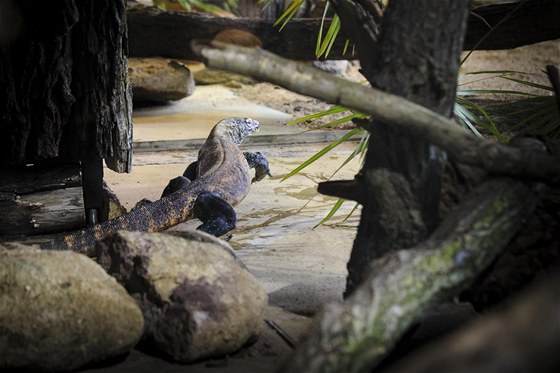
[338,0,471,294]
[0,0,132,173]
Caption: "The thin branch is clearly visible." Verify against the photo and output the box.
[193,42,560,184]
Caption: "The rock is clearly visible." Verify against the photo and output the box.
[96,230,267,363]
[103,181,127,220]
[312,60,349,75]
[128,57,195,102]
[0,246,144,372]
[194,67,256,87]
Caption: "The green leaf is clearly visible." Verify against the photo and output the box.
[499,76,554,91]
[457,89,541,97]
[281,127,362,181]
[274,0,306,30]
[315,0,331,56]
[342,202,360,223]
[465,70,543,77]
[314,198,345,228]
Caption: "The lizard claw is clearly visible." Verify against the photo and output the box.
[244,151,271,183]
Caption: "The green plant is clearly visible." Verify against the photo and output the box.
[459,71,560,140]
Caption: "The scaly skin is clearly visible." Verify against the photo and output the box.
[38,118,261,255]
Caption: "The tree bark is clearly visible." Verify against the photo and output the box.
[0,0,132,172]
[333,0,470,294]
[280,178,536,373]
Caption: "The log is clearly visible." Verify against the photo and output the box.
[193,43,560,184]
[0,164,84,235]
[465,0,560,51]
[280,178,536,373]
[0,164,127,235]
[127,1,560,61]
[127,5,349,61]
[0,188,85,236]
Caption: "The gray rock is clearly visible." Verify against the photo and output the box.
[128,57,195,102]
[0,246,144,372]
[312,60,349,75]
[96,230,268,363]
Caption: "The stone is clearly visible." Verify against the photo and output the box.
[0,246,144,372]
[95,230,268,363]
[193,67,256,87]
[128,57,195,102]
[312,60,349,75]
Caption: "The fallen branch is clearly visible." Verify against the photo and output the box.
[193,42,560,184]
[279,178,536,373]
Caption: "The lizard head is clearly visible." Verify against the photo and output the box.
[216,117,260,144]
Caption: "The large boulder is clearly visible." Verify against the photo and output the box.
[0,246,144,372]
[96,230,267,363]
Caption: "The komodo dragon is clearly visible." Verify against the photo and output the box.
[37,117,270,256]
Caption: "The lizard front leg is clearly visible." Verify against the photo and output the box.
[193,191,237,237]
[244,151,272,182]
[160,161,198,198]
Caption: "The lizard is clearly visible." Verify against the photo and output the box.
[36,117,271,256]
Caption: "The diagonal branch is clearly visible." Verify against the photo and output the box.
[192,42,560,184]
[279,177,536,373]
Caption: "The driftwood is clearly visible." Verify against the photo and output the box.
[193,43,560,184]
[0,164,84,235]
[127,1,560,61]
[279,177,536,373]
[383,272,560,373]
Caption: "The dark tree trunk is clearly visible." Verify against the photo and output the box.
[0,0,132,173]
[336,0,471,294]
